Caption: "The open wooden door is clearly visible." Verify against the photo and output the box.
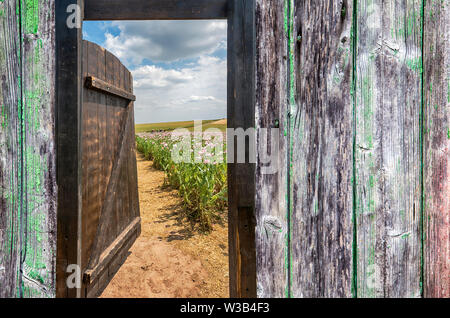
[80,40,141,297]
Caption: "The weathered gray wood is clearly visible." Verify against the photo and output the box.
[84,0,227,20]
[55,0,83,298]
[423,0,450,298]
[253,0,289,298]
[227,0,257,298]
[0,0,57,297]
[290,0,354,298]
[355,0,422,297]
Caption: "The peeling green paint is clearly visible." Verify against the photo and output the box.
[351,0,358,298]
[24,0,39,35]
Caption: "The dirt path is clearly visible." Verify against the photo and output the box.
[100,153,229,298]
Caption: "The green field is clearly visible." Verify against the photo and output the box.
[135,119,227,133]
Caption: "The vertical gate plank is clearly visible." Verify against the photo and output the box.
[423,0,450,298]
[290,0,354,297]
[253,0,289,298]
[97,45,108,234]
[227,0,257,297]
[355,0,422,297]
[0,0,57,297]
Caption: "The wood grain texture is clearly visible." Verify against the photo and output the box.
[85,76,136,101]
[423,0,450,298]
[253,0,289,298]
[80,41,140,297]
[0,0,57,297]
[290,0,354,298]
[227,0,257,298]
[84,0,227,20]
[354,0,422,297]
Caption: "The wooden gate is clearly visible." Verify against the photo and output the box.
[80,40,140,297]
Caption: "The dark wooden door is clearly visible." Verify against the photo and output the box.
[80,40,141,297]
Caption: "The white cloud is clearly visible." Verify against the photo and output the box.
[104,20,227,65]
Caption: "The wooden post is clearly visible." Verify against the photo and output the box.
[0,0,57,297]
[227,0,257,298]
[55,0,83,298]
[423,0,450,298]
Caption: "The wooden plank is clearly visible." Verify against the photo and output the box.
[0,0,57,298]
[355,0,422,297]
[111,55,122,242]
[0,0,25,298]
[81,41,104,276]
[81,40,89,279]
[423,0,450,298]
[128,71,140,223]
[227,0,257,298]
[83,217,141,284]
[252,0,288,298]
[85,76,136,102]
[55,0,83,298]
[21,0,58,298]
[84,0,227,20]
[290,0,354,298]
[102,50,116,249]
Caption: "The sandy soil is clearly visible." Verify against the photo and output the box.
[100,153,229,298]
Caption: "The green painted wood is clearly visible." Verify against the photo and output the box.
[227,0,257,298]
[0,0,57,298]
[354,0,422,297]
[290,0,354,298]
[423,0,450,298]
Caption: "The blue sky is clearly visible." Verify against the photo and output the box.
[83,21,227,124]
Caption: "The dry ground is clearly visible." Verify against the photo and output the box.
[100,153,229,298]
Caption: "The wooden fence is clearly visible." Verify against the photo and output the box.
[0,0,448,298]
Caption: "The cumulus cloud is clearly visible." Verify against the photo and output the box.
[132,56,226,124]
[85,20,227,123]
[104,20,227,64]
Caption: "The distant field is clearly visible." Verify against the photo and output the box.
[135,119,227,133]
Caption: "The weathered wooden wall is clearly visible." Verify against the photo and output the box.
[0,0,448,299]
[0,0,57,297]
[255,0,449,298]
